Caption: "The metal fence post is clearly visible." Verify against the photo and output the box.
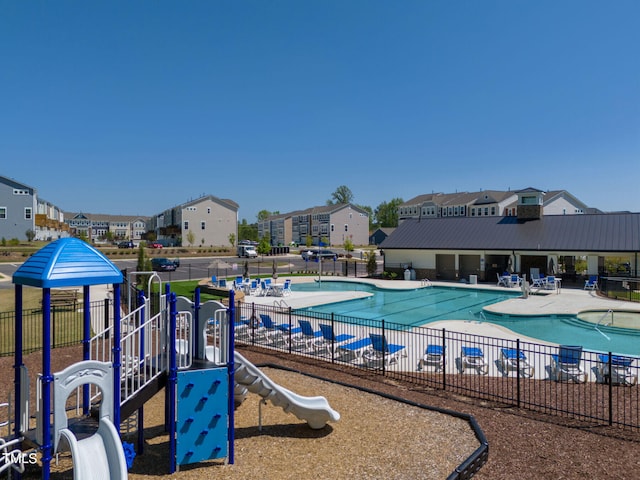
[104,298,110,338]
[381,319,386,375]
[51,306,56,348]
[608,351,613,426]
[442,328,447,390]
[516,338,521,408]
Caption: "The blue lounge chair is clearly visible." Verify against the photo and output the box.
[336,336,373,362]
[363,333,406,367]
[551,345,587,383]
[259,313,291,343]
[314,324,356,356]
[499,348,534,377]
[290,319,323,351]
[460,346,489,374]
[417,345,445,372]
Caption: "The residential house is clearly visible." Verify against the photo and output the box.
[0,175,69,241]
[149,194,238,247]
[65,213,149,243]
[398,188,590,223]
[382,189,639,283]
[263,203,369,247]
[258,211,296,247]
[369,227,395,246]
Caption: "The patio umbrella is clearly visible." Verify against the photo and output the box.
[272,259,278,280]
[507,255,514,274]
[243,260,249,279]
[210,260,233,278]
[548,258,556,275]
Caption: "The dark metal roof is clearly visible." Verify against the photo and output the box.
[13,238,123,288]
[380,213,640,252]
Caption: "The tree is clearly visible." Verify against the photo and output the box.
[257,236,271,256]
[186,230,195,246]
[327,185,353,205]
[374,198,403,227]
[228,233,236,248]
[136,244,151,291]
[357,204,374,229]
[344,238,354,255]
[257,210,271,222]
[25,229,36,242]
[238,219,258,242]
[366,250,377,277]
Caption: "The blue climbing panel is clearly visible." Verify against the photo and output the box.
[176,367,229,466]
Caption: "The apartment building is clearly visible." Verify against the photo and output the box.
[149,194,238,247]
[398,187,591,223]
[260,203,369,247]
[0,175,69,241]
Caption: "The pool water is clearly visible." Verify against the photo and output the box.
[293,282,518,327]
[293,281,640,356]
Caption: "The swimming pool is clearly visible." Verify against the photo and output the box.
[293,281,518,327]
[293,281,640,356]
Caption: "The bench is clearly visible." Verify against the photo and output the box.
[42,289,79,310]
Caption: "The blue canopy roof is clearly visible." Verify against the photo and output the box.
[13,238,123,288]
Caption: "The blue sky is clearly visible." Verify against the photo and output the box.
[1,1,638,221]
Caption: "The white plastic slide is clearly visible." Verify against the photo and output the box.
[205,347,340,429]
[58,418,127,480]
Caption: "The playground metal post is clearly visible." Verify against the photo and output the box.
[41,288,52,480]
[228,290,236,465]
[82,285,91,416]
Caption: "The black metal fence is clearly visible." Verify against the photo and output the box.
[0,299,111,357]
[601,277,640,303]
[4,294,638,430]
[235,302,640,431]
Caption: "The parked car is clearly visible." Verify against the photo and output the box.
[301,249,338,261]
[151,257,178,272]
[148,242,163,249]
[117,241,134,249]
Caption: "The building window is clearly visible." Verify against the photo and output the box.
[184,221,189,230]
[25,207,32,220]
[201,221,206,230]
[207,208,211,214]
[344,224,348,232]
[471,208,475,217]
[491,206,496,215]
[0,207,6,219]
[484,207,489,216]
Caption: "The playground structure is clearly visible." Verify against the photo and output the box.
[2,238,339,479]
